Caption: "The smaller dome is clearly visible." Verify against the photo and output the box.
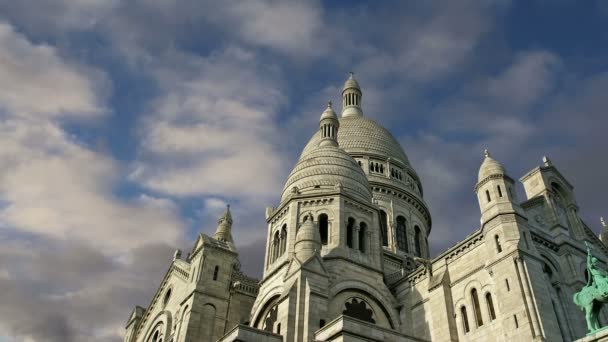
[294,213,320,261]
[320,101,338,120]
[281,145,372,203]
[343,72,360,91]
[478,149,506,183]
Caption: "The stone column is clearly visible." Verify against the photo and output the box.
[515,256,543,339]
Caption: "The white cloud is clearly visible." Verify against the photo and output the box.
[0,21,107,119]
[131,48,288,199]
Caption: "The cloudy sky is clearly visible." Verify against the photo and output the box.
[0,0,607,341]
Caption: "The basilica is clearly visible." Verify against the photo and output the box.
[123,74,608,342]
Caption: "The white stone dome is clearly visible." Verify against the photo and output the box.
[478,150,506,183]
[281,145,372,204]
[300,115,410,166]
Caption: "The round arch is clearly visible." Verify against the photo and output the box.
[329,280,399,329]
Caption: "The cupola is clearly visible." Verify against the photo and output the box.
[319,101,339,147]
[342,72,363,117]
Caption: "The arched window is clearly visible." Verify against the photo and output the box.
[497,185,503,197]
[486,190,491,202]
[471,288,483,326]
[359,222,366,253]
[486,293,496,321]
[320,319,326,328]
[280,225,287,254]
[277,323,281,334]
[495,235,502,253]
[461,306,470,333]
[396,216,408,252]
[414,226,422,257]
[319,214,328,245]
[152,330,159,342]
[163,288,172,306]
[380,164,384,174]
[213,266,219,281]
[272,231,280,262]
[379,210,388,247]
[347,218,355,248]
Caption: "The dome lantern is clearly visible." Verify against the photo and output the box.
[342,72,363,117]
[319,101,339,147]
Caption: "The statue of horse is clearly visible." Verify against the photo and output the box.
[573,285,608,333]
[574,242,608,333]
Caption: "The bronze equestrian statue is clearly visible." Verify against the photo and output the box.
[573,242,608,333]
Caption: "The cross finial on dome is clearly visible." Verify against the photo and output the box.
[328,100,332,108]
[542,156,552,167]
[602,217,607,228]
[349,71,354,79]
[484,149,490,158]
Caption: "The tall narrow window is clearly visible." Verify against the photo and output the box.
[347,218,355,248]
[497,185,503,197]
[486,190,491,202]
[486,293,496,320]
[414,226,422,257]
[495,235,502,253]
[514,314,519,328]
[213,266,219,281]
[380,210,388,247]
[272,231,280,262]
[505,279,510,291]
[277,323,281,335]
[461,306,470,333]
[280,225,287,255]
[359,222,366,253]
[396,216,408,252]
[319,214,329,245]
[472,289,483,326]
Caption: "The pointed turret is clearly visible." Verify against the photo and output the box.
[342,72,363,117]
[319,101,340,147]
[294,213,321,262]
[600,217,608,245]
[475,149,521,226]
[213,205,235,249]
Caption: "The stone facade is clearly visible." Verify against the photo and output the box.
[124,75,606,342]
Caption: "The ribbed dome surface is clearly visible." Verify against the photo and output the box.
[281,145,372,203]
[478,155,506,183]
[301,116,410,166]
[343,77,360,90]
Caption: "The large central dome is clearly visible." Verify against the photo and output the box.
[300,115,410,166]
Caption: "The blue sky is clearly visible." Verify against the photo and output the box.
[0,1,607,341]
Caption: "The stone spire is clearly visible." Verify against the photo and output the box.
[478,149,506,183]
[342,72,363,117]
[475,149,521,225]
[294,213,321,262]
[319,101,340,147]
[213,205,235,247]
[600,217,608,245]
